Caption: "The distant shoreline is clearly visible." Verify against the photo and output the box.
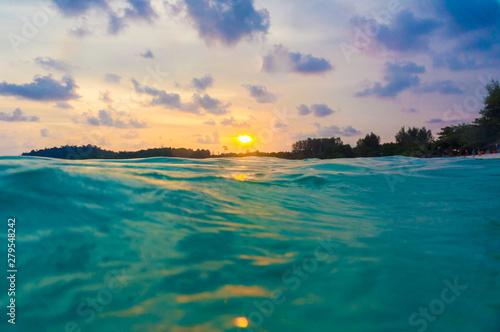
[20,140,493,161]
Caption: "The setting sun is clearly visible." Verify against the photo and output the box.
[237,135,253,144]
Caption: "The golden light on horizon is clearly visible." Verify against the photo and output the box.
[233,317,249,328]
[237,135,253,144]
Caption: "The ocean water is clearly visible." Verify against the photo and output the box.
[0,156,499,332]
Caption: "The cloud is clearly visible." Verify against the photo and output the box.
[197,132,220,144]
[434,0,500,71]
[35,57,73,72]
[296,124,361,140]
[316,124,360,137]
[297,104,334,117]
[0,108,40,122]
[108,13,128,34]
[433,54,475,71]
[150,91,184,110]
[131,78,183,109]
[122,0,157,21]
[190,93,230,115]
[356,62,462,98]
[402,108,419,114]
[107,0,158,34]
[129,119,149,128]
[203,119,216,125]
[86,109,117,127]
[122,130,139,139]
[55,101,73,109]
[352,11,440,53]
[425,118,462,125]
[262,44,333,75]
[132,78,229,115]
[297,104,311,116]
[99,90,112,103]
[241,84,278,103]
[426,118,445,124]
[376,11,439,52]
[398,3,499,71]
[51,0,109,16]
[104,73,122,83]
[131,78,167,96]
[220,116,250,128]
[432,47,499,71]
[140,49,154,58]
[83,109,148,129]
[430,4,500,71]
[70,26,92,37]
[0,75,80,101]
[311,104,334,117]
[40,128,64,139]
[347,2,500,71]
[52,0,157,34]
[274,122,288,129]
[356,61,425,98]
[182,0,270,45]
[191,74,214,92]
[416,80,463,95]
[434,0,500,32]
[70,17,92,37]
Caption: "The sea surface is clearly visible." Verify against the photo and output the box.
[0,156,499,332]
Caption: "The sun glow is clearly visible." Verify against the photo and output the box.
[237,135,253,144]
[233,317,249,328]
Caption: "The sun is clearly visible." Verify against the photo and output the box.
[237,135,253,144]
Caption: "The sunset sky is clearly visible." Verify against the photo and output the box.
[0,0,499,155]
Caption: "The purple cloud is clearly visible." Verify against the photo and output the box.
[297,104,334,117]
[0,75,80,101]
[262,45,333,75]
[183,0,269,45]
[242,84,278,103]
[0,108,39,122]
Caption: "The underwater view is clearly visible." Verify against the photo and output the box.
[0,156,499,332]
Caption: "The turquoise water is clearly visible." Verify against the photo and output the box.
[0,156,499,332]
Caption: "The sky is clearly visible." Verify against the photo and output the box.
[0,0,499,155]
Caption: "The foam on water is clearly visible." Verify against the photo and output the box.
[0,156,499,331]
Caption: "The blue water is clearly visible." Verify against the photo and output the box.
[0,156,499,332]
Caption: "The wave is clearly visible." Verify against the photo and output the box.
[0,156,499,331]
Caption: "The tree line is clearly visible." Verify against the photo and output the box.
[437,80,500,153]
[22,145,211,159]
